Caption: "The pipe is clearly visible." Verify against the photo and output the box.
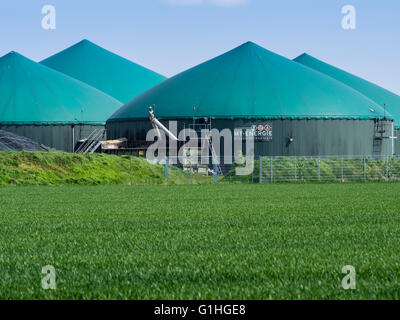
[149,107,179,141]
[392,122,395,155]
[72,125,75,153]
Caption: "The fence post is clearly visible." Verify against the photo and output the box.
[259,156,262,184]
[294,157,297,182]
[270,156,273,183]
[341,156,344,181]
[164,156,169,179]
[386,155,389,181]
[363,156,366,182]
[190,160,193,184]
[318,157,321,182]
[213,164,218,183]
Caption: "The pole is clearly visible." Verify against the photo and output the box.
[270,156,273,183]
[363,157,366,182]
[165,156,169,179]
[72,125,75,153]
[259,156,262,184]
[190,161,193,184]
[318,157,321,182]
[341,156,344,181]
[392,122,395,156]
[213,164,218,183]
[294,157,297,182]
[386,155,389,180]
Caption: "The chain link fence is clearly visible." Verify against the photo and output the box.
[162,155,400,184]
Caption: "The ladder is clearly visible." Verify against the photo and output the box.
[183,121,224,176]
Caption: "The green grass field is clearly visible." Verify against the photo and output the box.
[1,183,400,299]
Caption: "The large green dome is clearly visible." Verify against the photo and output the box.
[294,53,400,128]
[0,51,122,125]
[108,42,391,122]
[41,40,167,103]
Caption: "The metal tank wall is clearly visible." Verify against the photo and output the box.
[107,119,393,157]
[395,129,400,155]
[0,124,103,152]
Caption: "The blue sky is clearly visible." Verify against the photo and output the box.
[1,0,399,94]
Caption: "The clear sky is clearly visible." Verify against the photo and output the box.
[1,0,399,94]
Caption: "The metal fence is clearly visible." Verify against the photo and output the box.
[163,155,400,184]
[259,155,400,183]
[162,156,229,184]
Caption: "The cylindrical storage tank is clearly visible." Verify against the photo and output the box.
[107,42,393,157]
[294,53,400,155]
[0,52,122,152]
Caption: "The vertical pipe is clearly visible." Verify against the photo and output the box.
[294,156,297,182]
[259,156,262,184]
[72,125,75,153]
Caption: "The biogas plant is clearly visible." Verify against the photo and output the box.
[107,42,398,157]
[0,40,399,157]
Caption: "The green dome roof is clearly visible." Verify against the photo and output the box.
[294,53,400,128]
[41,40,167,103]
[108,42,391,122]
[0,51,122,125]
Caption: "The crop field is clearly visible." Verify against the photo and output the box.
[1,183,400,299]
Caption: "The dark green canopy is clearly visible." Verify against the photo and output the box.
[0,51,122,125]
[108,42,391,122]
[41,40,166,103]
[294,53,400,128]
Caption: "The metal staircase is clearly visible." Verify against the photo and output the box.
[75,129,105,154]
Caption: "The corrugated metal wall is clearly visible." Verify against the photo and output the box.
[395,129,400,155]
[107,119,392,157]
[0,124,103,152]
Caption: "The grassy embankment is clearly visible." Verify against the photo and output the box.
[0,151,209,186]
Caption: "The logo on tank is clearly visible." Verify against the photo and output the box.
[238,124,273,141]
